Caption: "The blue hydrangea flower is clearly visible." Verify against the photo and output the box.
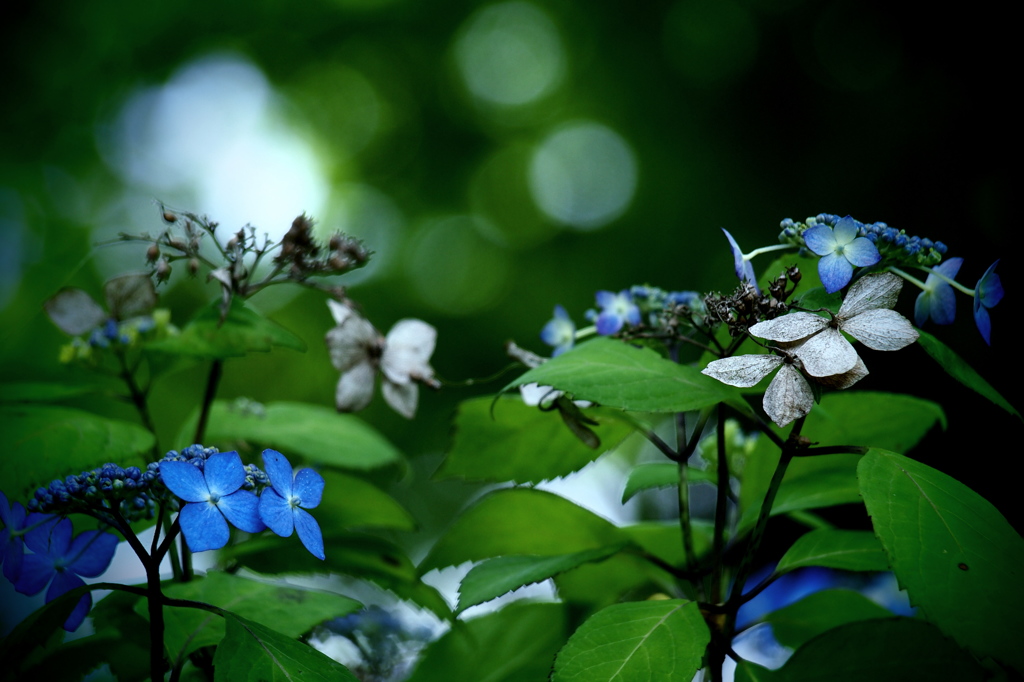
[973,260,1003,345]
[722,229,759,293]
[540,305,575,356]
[159,451,264,552]
[1,492,31,583]
[914,257,963,327]
[594,290,641,335]
[258,449,325,561]
[803,215,881,293]
[15,519,118,631]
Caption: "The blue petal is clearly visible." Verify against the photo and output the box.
[974,298,993,345]
[832,216,860,245]
[803,224,837,256]
[817,253,853,293]
[294,469,324,509]
[929,283,957,326]
[179,501,230,552]
[842,237,881,267]
[15,553,54,595]
[159,460,210,503]
[293,508,325,560]
[2,535,24,583]
[67,530,118,578]
[595,312,622,335]
[203,452,246,497]
[594,290,617,309]
[914,290,930,327]
[976,260,1004,308]
[259,488,295,538]
[26,517,72,556]
[262,449,294,499]
[218,490,264,534]
[47,570,90,631]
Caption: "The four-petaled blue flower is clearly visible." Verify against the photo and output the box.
[540,305,575,356]
[973,260,1003,345]
[160,451,264,552]
[594,290,641,335]
[15,518,118,631]
[258,449,325,561]
[914,257,963,327]
[803,215,881,293]
[722,229,759,293]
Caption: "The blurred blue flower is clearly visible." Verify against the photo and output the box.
[160,451,264,552]
[973,260,1003,345]
[803,215,881,293]
[1,492,30,583]
[540,305,575,356]
[16,518,118,631]
[914,257,963,327]
[259,449,325,560]
[722,229,759,293]
[594,290,640,335]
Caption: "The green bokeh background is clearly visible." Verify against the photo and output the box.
[1,0,1016,543]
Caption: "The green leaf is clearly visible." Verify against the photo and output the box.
[764,590,894,649]
[734,659,777,682]
[858,449,1024,673]
[316,470,415,531]
[552,600,709,681]
[90,590,151,682]
[147,298,306,359]
[775,529,889,574]
[179,401,405,473]
[407,602,567,682]
[504,337,742,413]
[792,286,842,313]
[438,396,637,484]
[0,404,154,498]
[916,329,1020,419]
[213,612,358,681]
[158,572,361,665]
[419,488,628,574]
[774,618,986,682]
[622,463,715,503]
[0,381,102,403]
[456,543,628,614]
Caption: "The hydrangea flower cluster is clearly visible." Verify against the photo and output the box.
[778,214,947,271]
[27,462,161,523]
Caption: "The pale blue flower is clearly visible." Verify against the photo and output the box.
[914,257,963,327]
[973,260,1003,345]
[540,305,575,356]
[594,290,641,335]
[803,215,881,293]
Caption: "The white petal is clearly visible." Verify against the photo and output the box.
[749,313,827,342]
[838,272,903,319]
[381,319,436,384]
[793,329,859,377]
[327,299,354,325]
[519,383,564,406]
[325,315,380,371]
[382,379,418,418]
[45,289,107,335]
[840,308,919,351]
[702,355,783,388]
[764,364,814,427]
[814,355,869,389]
[335,361,376,412]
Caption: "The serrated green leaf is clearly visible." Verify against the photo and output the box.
[505,337,742,413]
[0,404,153,498]
[916,329,1020,419]
[765,590,893,649]
[419,488,627,574]
[157,572,360,665]
[178,401,404,473]
[775,529,889,574]
[621,463,715,503]
[553,600,709,681]
[456,544,628,614]
[858,449,1024,673]
[438,396,637,484]
[147,298,305,359]
[774,618,986,681]
[213,612,358,681]
[407,602,567,682]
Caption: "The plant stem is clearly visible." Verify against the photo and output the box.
[113,511,167,681]
[193,359,224,444]
[711,406,730,604]
[677,407,713,574]
[115,349,160,457]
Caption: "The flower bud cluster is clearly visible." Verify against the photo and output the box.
[275,214,370,279]
[155,444,270,495]
[58,309,173,364]
[28,462,160,523]
[778,214,947,269]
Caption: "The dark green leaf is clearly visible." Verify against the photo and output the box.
[0,404,153,498]
[147,298,305,359]
[407,602,567,682]
[456,543,628,614]
[775,529,889,574]
[213,612,358,681]
[775,618,986,682]
[916,329,1020,419]
[505,337,743,413]
[316,470,415,531]
[792,286,842,313]
[552,600,709,681]
[0,381,102,403]
[158,572,360,665]
[765,590,893,649]
[858,449,1024,673]
[418,488,627,574]
[178,400,405,473]
[622,462,715,503]
[438,395,637,484]
[734,659,777,682]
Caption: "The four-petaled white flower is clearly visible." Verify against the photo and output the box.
[325,300,438,418]
[746,272,918,378]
